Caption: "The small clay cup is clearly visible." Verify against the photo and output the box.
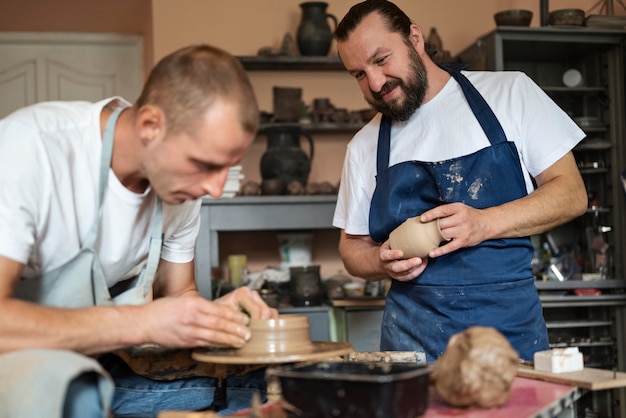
[237,314,314,355]
[389,216,447,259]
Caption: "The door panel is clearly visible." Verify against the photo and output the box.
[0,32,142,118]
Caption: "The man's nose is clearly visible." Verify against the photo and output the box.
[367,69,387,94]
[202,168,229,198]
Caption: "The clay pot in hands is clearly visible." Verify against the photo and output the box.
[389,216,447,258]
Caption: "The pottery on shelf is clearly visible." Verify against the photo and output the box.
[272,86,302,123]
[289,265,322,307]
[296,2,338,56]
[261,178,286,195]
[260,124,314,187]
[389,216,447,259]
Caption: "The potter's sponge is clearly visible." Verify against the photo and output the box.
[534,347,583,373]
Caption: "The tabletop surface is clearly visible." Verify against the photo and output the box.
[425,376,579,418]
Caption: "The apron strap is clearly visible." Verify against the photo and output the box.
[446,69,508,146]
[376,115,392,176]
[83,107,123,249]
[142,198,163,292]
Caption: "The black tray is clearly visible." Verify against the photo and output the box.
[269,361,429,418]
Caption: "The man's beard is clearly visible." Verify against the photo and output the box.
[367,46,428,122]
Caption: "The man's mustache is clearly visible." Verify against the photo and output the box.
[372,79,401,100]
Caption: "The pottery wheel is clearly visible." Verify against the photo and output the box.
[192,341,353,365]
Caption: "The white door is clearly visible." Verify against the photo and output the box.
[0,32,143,118]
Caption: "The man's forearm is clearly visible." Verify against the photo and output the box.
[0,298,144,355]
[482,170,587,241]
[338,232,388,280]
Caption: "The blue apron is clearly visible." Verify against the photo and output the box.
[370,69,548,361]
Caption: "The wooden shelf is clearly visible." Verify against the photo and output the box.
[237,55,344,71]
[259,122,364,134]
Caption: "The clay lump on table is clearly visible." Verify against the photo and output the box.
[431,326,519,408]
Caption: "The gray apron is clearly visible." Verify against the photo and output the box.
[0,107,164,417]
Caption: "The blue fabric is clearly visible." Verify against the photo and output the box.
[100,354,267,417]
[370,69,548,361]
[63,372,105,418]
[381,278,548,361]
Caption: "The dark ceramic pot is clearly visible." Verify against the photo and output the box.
[296,2,338,56]
[260,124,314,186]
[289,265,322,307]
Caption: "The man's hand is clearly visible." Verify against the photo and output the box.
[138,288,278,349]
[420,202,489,258]
[379,240,428,282]
[214,286,279,320]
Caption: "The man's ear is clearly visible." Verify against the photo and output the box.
[135,105,165,144]
[409,24,425,54]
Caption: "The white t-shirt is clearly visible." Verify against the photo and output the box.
[333,71,586,236]
[0,98,201,287]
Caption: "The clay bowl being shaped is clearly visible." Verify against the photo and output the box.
[192,313,354,364]
[389,216,447,259]
[237,314,314,356]
[549,9,585,27]
[494,9,533,27]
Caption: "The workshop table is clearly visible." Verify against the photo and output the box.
[159,376,579,418]
[425,376,579,418]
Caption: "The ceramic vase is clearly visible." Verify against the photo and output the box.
[296,2,338,56]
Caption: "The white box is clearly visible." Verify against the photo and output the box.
[534,347,584,374]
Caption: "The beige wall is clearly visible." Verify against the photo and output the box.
[150,0,624,187]
[151,0,615,57]
[149,0,624,277]
[1,0,623,278]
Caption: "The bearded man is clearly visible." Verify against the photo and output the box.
[332,0,587,362]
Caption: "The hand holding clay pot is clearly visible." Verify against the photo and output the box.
[389,216,447,258]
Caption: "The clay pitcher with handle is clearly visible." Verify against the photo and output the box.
[296,2,338,56]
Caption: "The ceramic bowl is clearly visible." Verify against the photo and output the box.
[342,282,365,298]
[261,178,286,195]
[549,9,585,26]
[494,9,533,27]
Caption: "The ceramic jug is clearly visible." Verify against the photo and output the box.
[296,2,338,56]
[260,124,314,186]
[289,265,322,306]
